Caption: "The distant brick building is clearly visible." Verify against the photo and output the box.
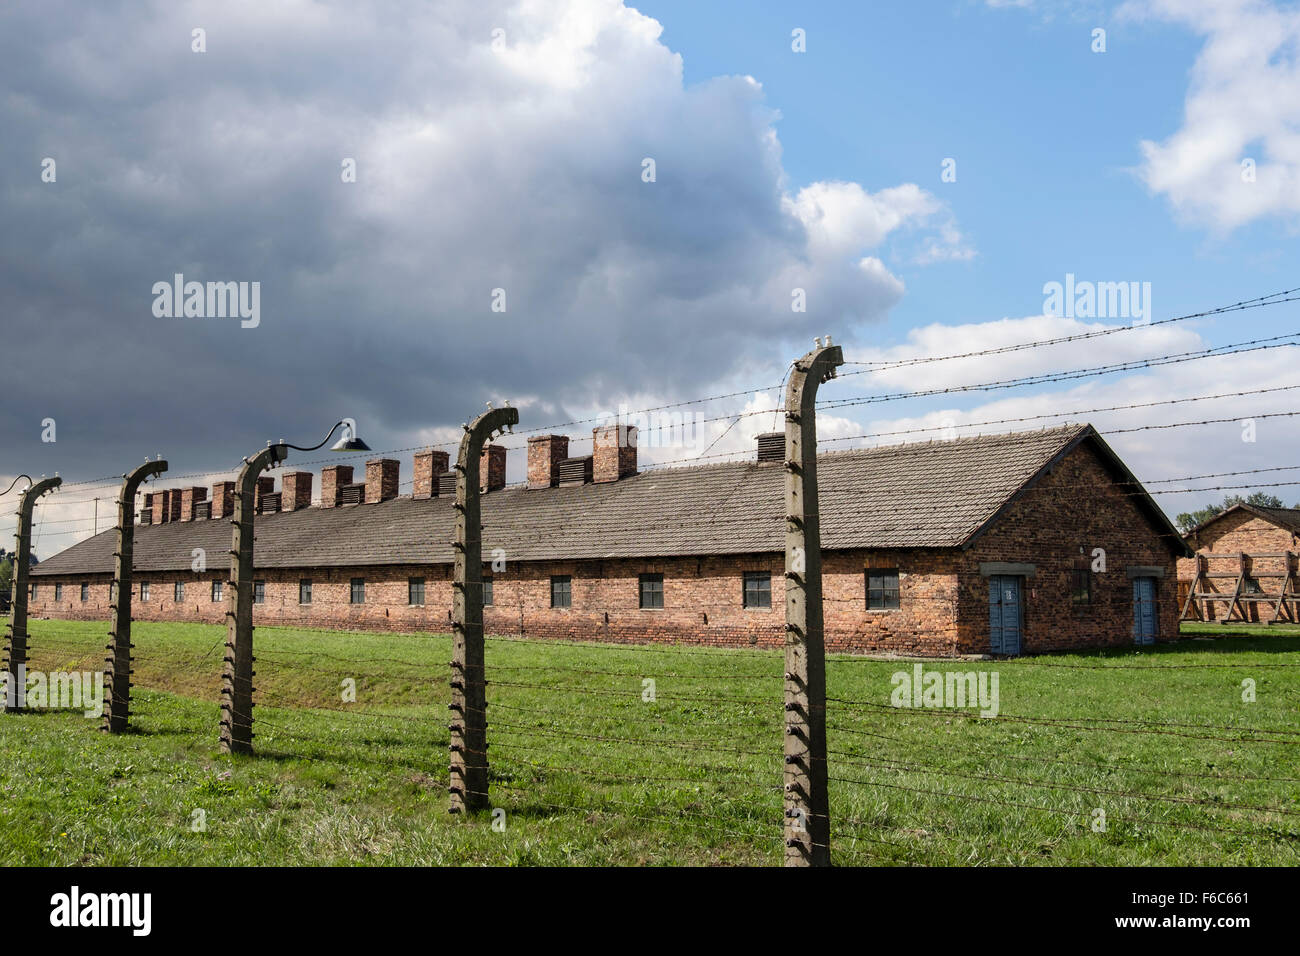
[1178,504,1300,624]
[28,423,1189,656]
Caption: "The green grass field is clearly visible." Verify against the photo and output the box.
[1180,620,1300,638]
[1,619,1296,866]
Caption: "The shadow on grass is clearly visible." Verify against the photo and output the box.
[0,708,99,720]
[1046,633,1300,659]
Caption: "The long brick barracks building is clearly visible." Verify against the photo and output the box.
[28,423,1190,656]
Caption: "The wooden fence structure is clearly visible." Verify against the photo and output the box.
[1179,551,1300,624]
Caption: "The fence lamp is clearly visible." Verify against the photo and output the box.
[0,475,32,497]
[280,419,371,454]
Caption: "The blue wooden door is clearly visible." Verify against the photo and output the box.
[1133,576,1158,645]
[988,575,1022,656]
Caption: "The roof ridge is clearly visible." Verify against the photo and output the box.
[29,421,1129,576]
[632,422,1089,478]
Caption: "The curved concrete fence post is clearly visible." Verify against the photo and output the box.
[104,459,167,733]
[4,476,62,714]
[220,443,287,754]
[449,404,518,814]
[783,342,842,866]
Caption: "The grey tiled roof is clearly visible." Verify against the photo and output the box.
[31,423,1186,576]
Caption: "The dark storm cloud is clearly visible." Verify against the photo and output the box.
[1,0,964,553]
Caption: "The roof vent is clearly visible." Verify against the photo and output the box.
[437,471,457,497]
[261,492,282,514]
[338,482,365,506]
[194,501,212,521]
[557,456,593,487]
[757,432,784,462]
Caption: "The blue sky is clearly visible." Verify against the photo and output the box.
[637,0,1290,341]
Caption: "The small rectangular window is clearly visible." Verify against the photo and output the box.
[253,580,265,604]
[299,579,312,605]
[110,582,117,603]
[54,583,63,601]
[80,583,89,602]
[174,581,185,602]
[551,575,572,609]
[1070,567,1091,605]
[743,571,771,609]
[351,578,365,604]
[639,573,664,609]
[30,583,37,601]
[866,569,900,610]
[140,582,150,602]
[212,580,223,602]
[482,576,494,607]
[409,577,425,606]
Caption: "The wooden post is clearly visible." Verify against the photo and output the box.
[449,405,517,814]
[104,459,167,733]
[4,476,62,713]
[1222,553,1246,623]
[783,342,842,866]
[220,444,286,754]
[1269,552,1296,624]
[1179,554,1206,622]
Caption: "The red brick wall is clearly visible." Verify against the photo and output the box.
[823,550,961,655]
[25,553,954,652]
[963,443,1181,652]
[1182,511,1299,568]
[29,575,116,622]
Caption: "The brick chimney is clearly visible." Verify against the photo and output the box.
[366,458,400,503]
[527,435,569,490]
[152,489,177,524]
[211,481,235,519]
[593,425,637,483]
[179,486,207,521]
[321,465,353,508]
[254,476,275,514]
[281,472,314,511]
[414,449,450,499]
[481,445,507,493]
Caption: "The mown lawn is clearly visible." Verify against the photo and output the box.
[1,619,1297,866]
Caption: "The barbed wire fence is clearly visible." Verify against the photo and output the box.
[10,288,1300,863]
